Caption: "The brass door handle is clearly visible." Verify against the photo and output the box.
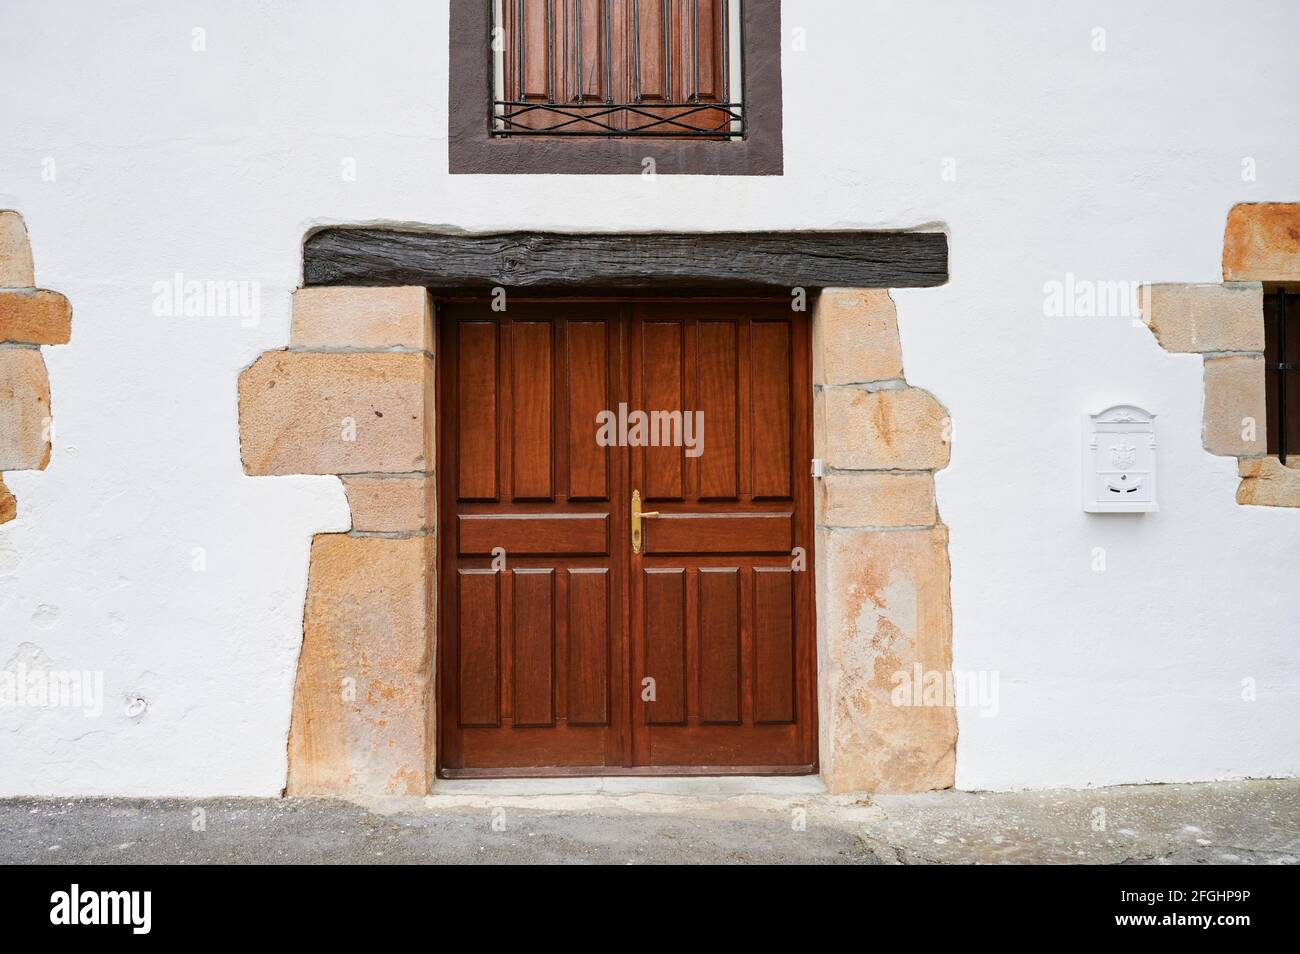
[631,490,660,554]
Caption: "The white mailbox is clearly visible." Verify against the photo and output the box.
[1083,405,1158,513]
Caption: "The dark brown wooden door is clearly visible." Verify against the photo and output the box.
[438,300,815,776]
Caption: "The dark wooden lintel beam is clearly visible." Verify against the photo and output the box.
[303,229,948,292]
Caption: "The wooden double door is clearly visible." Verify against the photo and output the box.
[437,299,816,776]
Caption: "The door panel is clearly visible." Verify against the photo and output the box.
[749,319,793,499]
[439,299,815,775]
[566,568,612,726]
[643,568,688,725]
[640,319,687,501]
[566,320,612,500]
[456,569,500,727]
[511,568,556,726]
[456,322,499,501]
[697,567,741,725]
[457,513,609,555]
[642,512,793,554]
[753,567,795,724]
[510,320,554,500]
[696,319,740,500]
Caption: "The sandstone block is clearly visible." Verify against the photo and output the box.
[1202,354,1266,457]
[816,526,956,794]
[1141,283,1263,353]
[1237,457,1300,508]
[819,386,950,471]
[287,533,433,796]
[816,471,936,528]
[1223,203,1300,281]
[0,348,52,471]
[0,212,34,288]
[813,288,904,385]
[341,475,434,532]
[0,475,14,524]
[238,351,432,475]
[0,289,72,345]
[290,286,431,351]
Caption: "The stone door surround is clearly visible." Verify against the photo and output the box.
[237,228,956,796]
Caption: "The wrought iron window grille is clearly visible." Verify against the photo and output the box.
[491,0,745,139]
[1266,288,1299,464]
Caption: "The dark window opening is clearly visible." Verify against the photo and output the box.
[1264,288,1300,464]
[493,0,743,139]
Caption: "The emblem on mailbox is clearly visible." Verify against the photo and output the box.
[1110,440,1137,470]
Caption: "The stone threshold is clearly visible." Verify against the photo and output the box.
[428,775,828,799]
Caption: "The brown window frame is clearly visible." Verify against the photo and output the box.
[449,0,783,175]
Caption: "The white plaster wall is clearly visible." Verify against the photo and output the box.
[0,0,1296,794]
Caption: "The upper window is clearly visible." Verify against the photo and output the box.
[492,0,743,139]
[449,0,782,175]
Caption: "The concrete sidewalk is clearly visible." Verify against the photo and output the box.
[1,778,1296,865]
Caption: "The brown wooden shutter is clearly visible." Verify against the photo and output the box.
[499,1,736,137]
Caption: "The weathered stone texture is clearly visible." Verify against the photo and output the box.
[1202,354,1267,457]
[1223,203,1300,281]
[1141,283,1263,353]
[290,286,431,351]
[0,348,52,471]
[341,475,434,533]
[0,213,70,523]
[0,476,14,524]
[816,471,937,528]
[287,533,434,796]
[0,289,72,345]
[238,351,433,475]
[816,526,956,794]
[0,212,35,288]
[813,289,904,385]
[1237,457,1300,509]
[819,386,950,471]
